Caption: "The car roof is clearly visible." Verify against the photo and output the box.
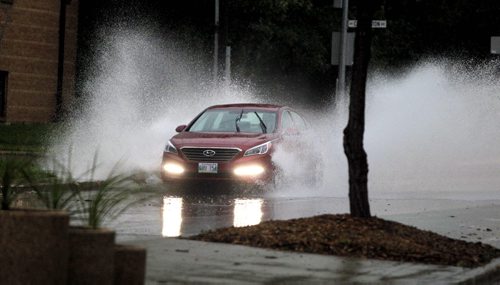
[206,103,285,111]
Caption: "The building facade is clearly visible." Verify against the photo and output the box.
[0,0,78,122]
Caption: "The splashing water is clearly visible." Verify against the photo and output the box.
[365,62,500,199]
[270,60,500,199]
[50,27,500,200]
[50,28,259,179]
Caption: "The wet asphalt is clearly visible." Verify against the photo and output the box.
[102,182,500,284]
[108,183,500,249]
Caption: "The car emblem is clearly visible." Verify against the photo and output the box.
[203,150,216,157]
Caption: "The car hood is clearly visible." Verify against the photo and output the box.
[171,132,278,149]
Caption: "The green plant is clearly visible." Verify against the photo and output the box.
[74,153,153,229]
[22,156,79,211]
[0,157,31,210]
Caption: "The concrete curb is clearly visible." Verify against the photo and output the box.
[129,238,500,284]
[456,258,500,285]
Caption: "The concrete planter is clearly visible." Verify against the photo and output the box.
[114,244,147,285]
[68,226,116,285]
[0,209,70,285]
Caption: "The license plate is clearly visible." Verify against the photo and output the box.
[198,162,218,174]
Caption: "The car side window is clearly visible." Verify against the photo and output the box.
[281,111,294,131]
[290,111,307,131]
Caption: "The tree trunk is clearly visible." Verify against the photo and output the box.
[343,0,379,218]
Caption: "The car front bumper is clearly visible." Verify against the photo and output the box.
[160,152,275,185]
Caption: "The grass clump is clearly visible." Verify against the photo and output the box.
[70,152,155,229]
[0,157,31,210]
[3,147,155,230]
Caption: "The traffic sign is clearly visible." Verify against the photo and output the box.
[348,20,387,28]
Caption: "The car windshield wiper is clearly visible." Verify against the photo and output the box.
[254,112,267,134]
[235,109,244,132]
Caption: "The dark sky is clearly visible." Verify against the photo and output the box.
[78,0,213,32]
[76,0,216,86]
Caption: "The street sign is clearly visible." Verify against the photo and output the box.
[348,20,387,28]
[491,36,500,54]
[371,20,387,28]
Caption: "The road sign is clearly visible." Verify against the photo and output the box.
[348,20,387,28]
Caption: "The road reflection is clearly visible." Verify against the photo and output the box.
[115,184,500,243]
[161,197,183,237]
[233,198,263,227]
[161,196,264,237]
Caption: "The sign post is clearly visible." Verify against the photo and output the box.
[333,18,386,96]
[337,0,350,97]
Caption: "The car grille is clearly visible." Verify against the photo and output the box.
[181,148,240,162]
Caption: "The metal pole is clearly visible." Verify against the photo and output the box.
[213,0,219,84]
[337,0,349,96]
[224,46,231,88]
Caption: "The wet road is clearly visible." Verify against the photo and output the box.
[109,183,500,246]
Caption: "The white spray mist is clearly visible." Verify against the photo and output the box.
[50,26,500,200]
[365,61,500,199]
[50,28,259,179]
[271,60,500,200]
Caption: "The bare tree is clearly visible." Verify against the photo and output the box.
[343,0,380,218]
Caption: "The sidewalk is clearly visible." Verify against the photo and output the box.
[132,238,499,285]
[127,203,500,284]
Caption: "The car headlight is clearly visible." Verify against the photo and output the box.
[234,165,265,177]
[164,140,178,154]
[244,141,271,156]
[163,163,184,174]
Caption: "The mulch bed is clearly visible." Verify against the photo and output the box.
[189,214,500,268]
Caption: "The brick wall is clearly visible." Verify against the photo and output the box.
[0,0,78,122]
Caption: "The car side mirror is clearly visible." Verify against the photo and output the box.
[175,125,187,132]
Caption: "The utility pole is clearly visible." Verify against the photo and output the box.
[224,46,231,87]
[337,0,349,96]
[213,0,219,85]
[222,0,230,88]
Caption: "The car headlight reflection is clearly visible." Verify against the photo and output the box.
[244,141,271,156]
[163,163,185,175]
[234,165,265,177]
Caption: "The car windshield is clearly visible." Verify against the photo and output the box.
[188,109,277,133]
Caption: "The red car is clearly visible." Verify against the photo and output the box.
[161,103,310,186]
